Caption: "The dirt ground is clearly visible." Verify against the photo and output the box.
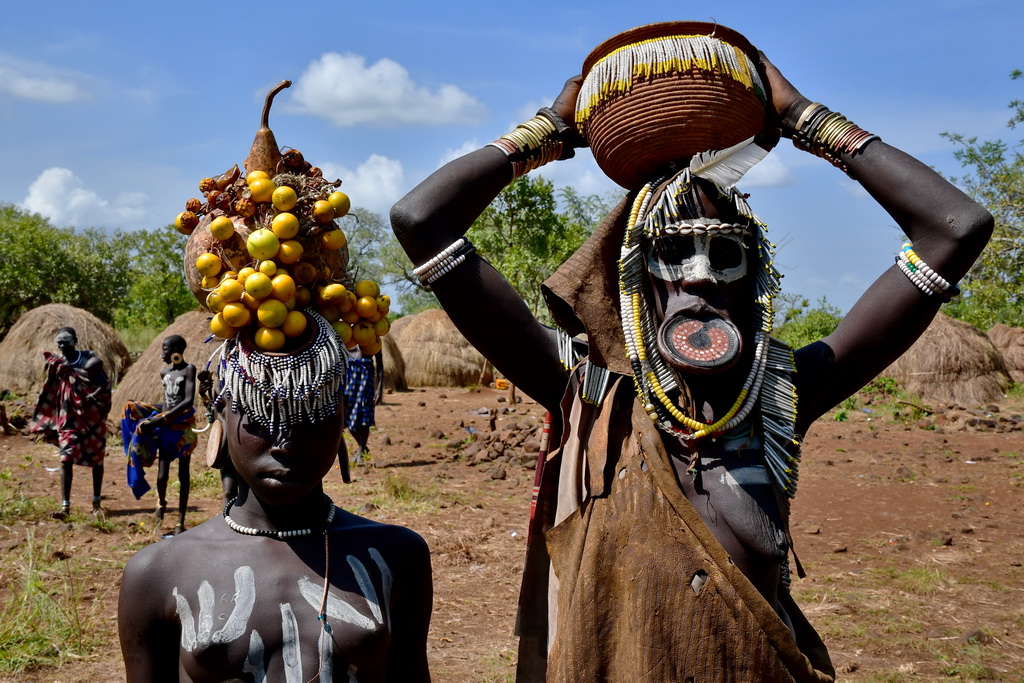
[1,385,1023,682]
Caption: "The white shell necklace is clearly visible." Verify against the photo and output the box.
[223,494,336,539]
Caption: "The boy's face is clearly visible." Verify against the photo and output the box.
[222,399,344,506]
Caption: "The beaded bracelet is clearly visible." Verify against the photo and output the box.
[895,242,959,299]
[411,237,476,287]
[791,103,879,171]
[488,111,570,181]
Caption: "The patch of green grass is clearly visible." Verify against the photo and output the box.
[868,567,945,595]
[368,472,442,514]
[0,474,56,522]
[116,325,163,353]
[0,531,107,673]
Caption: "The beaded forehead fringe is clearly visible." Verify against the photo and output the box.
[213,310,348,433]
[614,169,802,497]
[576,33,766,126]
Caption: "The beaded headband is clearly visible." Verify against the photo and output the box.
[215,309,348,433]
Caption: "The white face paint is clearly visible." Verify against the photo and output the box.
[645,232,748,285]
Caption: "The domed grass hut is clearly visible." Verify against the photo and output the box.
[988,324,1024,385]
[0,304,131,398]
[381,333,408,393]
[397,309,492,387]
[110,310,217,410]
[387,313,417,343]
[884,312,1011,406]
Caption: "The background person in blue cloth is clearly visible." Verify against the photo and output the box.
[121,334,196,533]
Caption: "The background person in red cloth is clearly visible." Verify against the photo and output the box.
[31,326,112,519]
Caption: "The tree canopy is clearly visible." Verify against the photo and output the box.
[941,70,1024,329]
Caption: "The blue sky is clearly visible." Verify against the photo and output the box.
[1,0,1020,314]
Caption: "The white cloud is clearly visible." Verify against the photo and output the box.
[438,139,481,168]
[0,55,91,104]
[740,154,795,188]
[319,155,405,218]
[289,53,487,128]
[21,167,148,228]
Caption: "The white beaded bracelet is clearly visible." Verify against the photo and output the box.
[413,238,476,287]
[895,243,959,299]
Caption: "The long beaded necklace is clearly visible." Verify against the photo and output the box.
[223,494,336,539]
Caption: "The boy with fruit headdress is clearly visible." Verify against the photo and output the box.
[118,81,430,682]
[391,22,992,682]
[121,334,197,534]
[31,326,112,519]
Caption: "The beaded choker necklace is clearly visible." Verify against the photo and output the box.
[223,494,336,539]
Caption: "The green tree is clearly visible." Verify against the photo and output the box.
[112,225,196,329]
[466,176,612,321]
[773,295,843,349]
[941,70,1024,329]
[0,204,132,338]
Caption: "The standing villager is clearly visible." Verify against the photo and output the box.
[342,347,383,467]
[121,334,197,533]
[391,22,993,681]
[31,326,112,519]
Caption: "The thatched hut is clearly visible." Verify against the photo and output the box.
[988,324,1024,384]
[884,312,1011,405]
[111,310,217,409]
[397,309,492,387]
[0,304,132,398]
[388,313,417,343]
[381,333,408,392]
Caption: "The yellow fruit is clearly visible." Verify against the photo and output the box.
[340,291,357,313]
[320,283,347,302]
[295,285,312,307]
[320,228,347,251]
[257,299,288,328]
[359,338,382,355]
[373,316,391,337]
[254,326,285,351]
[196,253,222,278]
[244,272,273,300]
[218,278,244,303]
[281,310,308,337]
[240,292,261,311]
[284,297,296,311]
[258,260,277,276]
[355,296,378,318]
[209,216,235,240]
[247,229,280,260]
[175,211,198,235]
[222,270,238,281]
[271,212,300,240]
[246,170,270,184]
[352,322,376,346]
[270,273,296,302]
[317,304,341,322]
[376,295,391,314]
[277,239,303,265]
[312,200,335,223]
[210,313,238,339]
[222,302,251,327]
[271,186,298,212]
[201,275,220,289]
[237,267,257,286]
[332,321,353,344]
[341,309,361,324]
[205,290,226,313]
[249,178,276,203]
[354,280,380,298]
[292,262,318,285]
[327,191,351,217]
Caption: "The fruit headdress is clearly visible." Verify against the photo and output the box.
[177,80,391,356]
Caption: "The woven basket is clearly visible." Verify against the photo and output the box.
[578,21,769,190]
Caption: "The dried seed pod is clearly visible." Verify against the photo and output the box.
[281,148,305,173]
[185,197,202,213]
[213,191,234,211]
[206,190,221,206]
[307,166,323,178]
[234,197,256,218]
[215,164,241,191]
[244,80,290,176]
[199,178,217,193]
[178,211,199,232]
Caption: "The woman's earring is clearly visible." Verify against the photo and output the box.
[170,352,184,365]
[206,419,228,468]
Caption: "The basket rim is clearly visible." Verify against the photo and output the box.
[582,21,760,76]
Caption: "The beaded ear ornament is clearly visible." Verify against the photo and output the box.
[617,137,803,497]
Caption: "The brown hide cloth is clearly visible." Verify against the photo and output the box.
[516,375,834,682]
